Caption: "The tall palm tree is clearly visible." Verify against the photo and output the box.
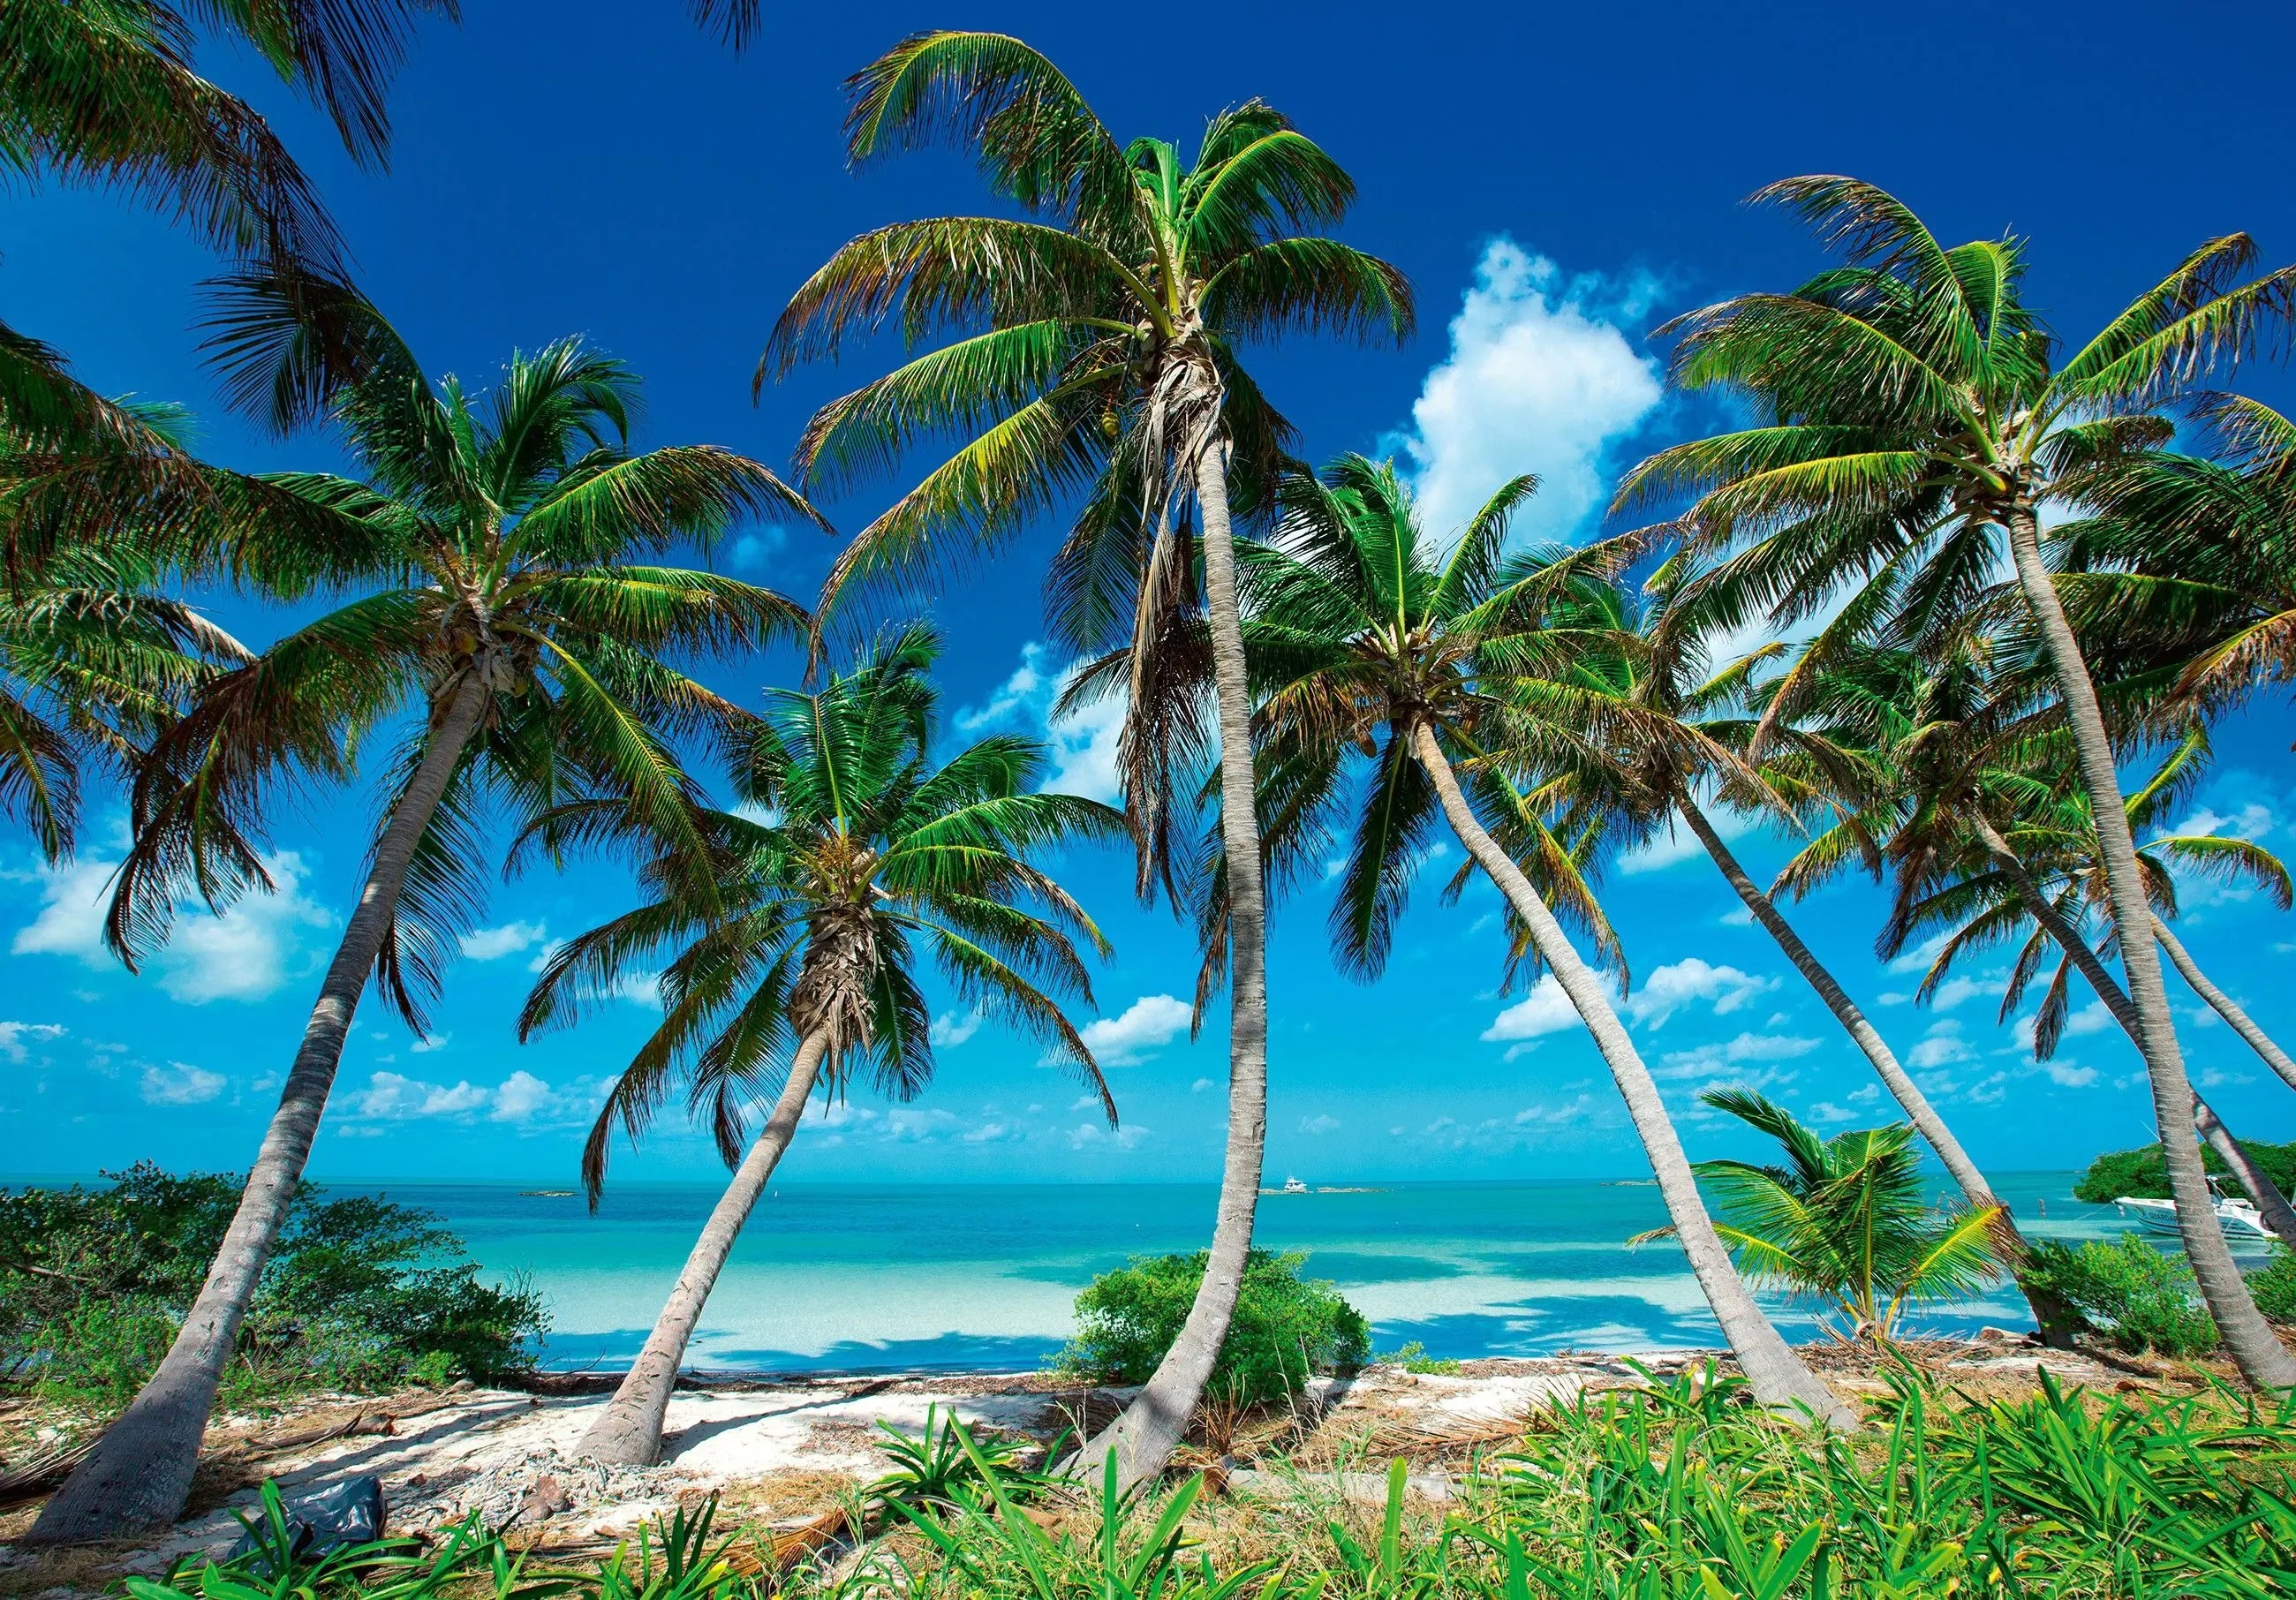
[1580,572,2079,1340]
[520,625,1124,1464]
[1236,455,1847,1421]
[27,292,818,1543]
[1618,177,2296,1388]
[760,32,1412,1483]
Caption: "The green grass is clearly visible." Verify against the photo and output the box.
[110,1366,2296,1600]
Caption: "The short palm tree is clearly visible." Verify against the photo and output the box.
[1618,177,2296,1388]
[1635,1091,2005,1344]
[28,294,818,1543]
[520,624,1125,1464]
[762,31,1411,1483]
[1239,454,1847,1421]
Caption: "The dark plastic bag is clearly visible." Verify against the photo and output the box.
[225,1476,387,1574]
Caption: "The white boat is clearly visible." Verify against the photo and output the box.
[2114,1176,2274,1242]
[1281,1176,1308,1195]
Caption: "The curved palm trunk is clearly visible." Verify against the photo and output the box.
[29,675,492,1543]
[1974,821,2296,1250]
[2152,916,2296,1096]
[2004,509,2296,1388]
[1418,727,1850,1423]
[578,1030,827,1465]
[1086,438,1270,1491]
[1674,798,2080,1346]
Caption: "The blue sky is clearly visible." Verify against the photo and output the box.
[4,1,2296,1185]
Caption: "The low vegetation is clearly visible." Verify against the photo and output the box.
[2073,1142,2296,1204]
[1054,1250,1370,1408]
[2021,1234,2296,1356]
[115,1367,2296,1600]
[0,1166,545,1414]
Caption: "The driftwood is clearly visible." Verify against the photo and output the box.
[247,1409,398,1453]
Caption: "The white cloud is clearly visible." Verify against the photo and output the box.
[1482,974,1579,1043]
[14,850,335,1004]
[2045,1061,2099,1088]
[1190,1076,1215,1093]
[955,643,1125,802]
[409,1032,451,1054]
[1626,959,1774,1029]
[0,1021,64,1064]
[1929,972,2007,1012]
[1847,1083,1882,1104]
[1079,994,1193,1067]
[461,920,549,961]
[1720,905,1756,928]
[140,1060,224,1106]
[2064,1000,2117,1038]
[491,1069,558,1122]
[1621,808,1756,875]
[359,1070,489,1119]
[1655,1031,1822,1080]
[1806,1100,1856,1124]
[1907,1022,1975,1071]
[1385,238,1664,546]
[930,1008,984,1047]
[1299,1113,1341,1136]
[963,1121,1021,1144]
[1513,1095,1591,1128]
[1069,1121,1151,1151]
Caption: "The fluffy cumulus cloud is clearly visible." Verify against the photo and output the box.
[1079,994,1193,1067]
[140,1060,225,1106]
[930,1007,984,1047]
[460,920,549,961]
[955,644,1125,803]
[1481,960,1774,1059]
[1385,238,1665,546]
[0,1021,64,1064]
[1299,1113,1341,1136]
[13,849,333,1004]
[1655,1031,1823,1082]
[1620,807,1757,876]
[347,1068,597,1128]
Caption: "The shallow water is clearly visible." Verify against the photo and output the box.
[312,1171,2193,1373]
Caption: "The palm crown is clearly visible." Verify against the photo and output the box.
[521,623,1128,1199]
[110,292,818,1030]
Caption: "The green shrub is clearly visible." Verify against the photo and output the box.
[0,1164,547,1412]
[1379,1340,1463,1375]
[2073,1141,2296,1203]
[2025,1234,2219,1355]
[2254,1246,2296,1324]
[1053,1249,1368,1408]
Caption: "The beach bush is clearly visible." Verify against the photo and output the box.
[1054,1249,1369,1408]
[2254,1246,2296,1324]
[0,1164,547,1412]
[2073,1139,2296,1202]
[2025,1234,2219,1355]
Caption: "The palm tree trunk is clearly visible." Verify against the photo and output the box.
[2003,508,2295,1388]
[1086,435,1271,1491]
[2151,916,2296,1095]
[1673,797,2079,1346]
[577,1030,828,1466]
[1416,726,1850,1423]
[28,675,493,1544]
[1972,819,2296,1250]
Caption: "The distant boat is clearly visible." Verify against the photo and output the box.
[1281,1176,1309,1195]
[2115,1176,2272,1243]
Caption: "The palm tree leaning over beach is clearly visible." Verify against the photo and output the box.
[1618,176,2296,1388]
[1233,454,1847,1421]
[521,624,1125,1465]
[28,291,818,1543]
[1561,569,2078,1342]
[761,31,1413,1483]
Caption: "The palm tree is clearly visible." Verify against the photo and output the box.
[519,624,1123,1464]
[1886,743,2296,1248]
[1235,455,1847,1421]
[1589,571,2080,1341]
[26,292,818,1543]
[1634,1091,2005,1344]
[3,0,452,276]
[760,32,1412,1483]
[1619,177,2296,1388]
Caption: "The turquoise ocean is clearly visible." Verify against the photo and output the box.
[318,1172,2183,1374]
